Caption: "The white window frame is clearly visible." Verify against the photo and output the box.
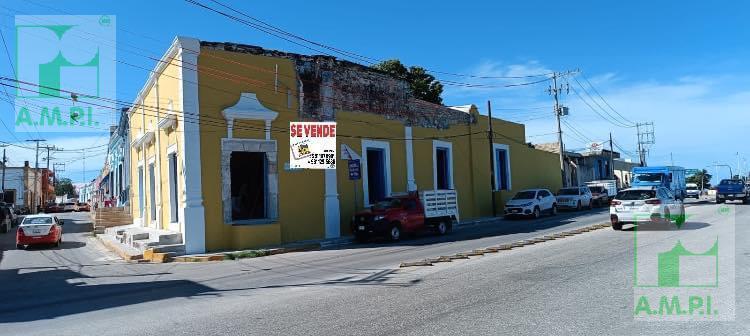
[493,143,512,191]
[432,140,454,190]
[137,160,145,222]
[147,157,157,228]
[167,144,179,225]
[361,139,392,207]
[220,138,278,225]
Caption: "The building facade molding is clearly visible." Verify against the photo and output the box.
[177,36,206,254]
[221,92,279,139]
[219,138,279,225]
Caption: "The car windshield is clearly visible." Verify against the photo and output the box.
[558,188,579,195]
[513,191,537,200]
[589,186,605,193]
[634,173,663,183]
[23,217,53,225]
[687,186,698,190]
[719,179,743,185]
[371,198,403,210]
[616,190,656,201]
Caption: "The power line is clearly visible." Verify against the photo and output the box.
[561,119,595,143]
[188,0,554,80]
[0,10,553,137]
[0,27,43,140]
[580,72,636,126]
[571,76,635,128]
[569,85,635,128]
[1,79,493,142]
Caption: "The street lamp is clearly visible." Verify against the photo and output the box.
[712,162,733,180]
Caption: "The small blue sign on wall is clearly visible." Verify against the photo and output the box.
[348,159,361,180]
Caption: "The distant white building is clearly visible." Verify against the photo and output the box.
[2,166,26,206]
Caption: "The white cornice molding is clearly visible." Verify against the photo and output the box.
[158,113,177,131]
[128,36,200,118]
[130,129,155,149]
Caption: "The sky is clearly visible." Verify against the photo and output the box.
[0,0,748,184]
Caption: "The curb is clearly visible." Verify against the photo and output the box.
[174,243,322,263]
[95,235,142,262]
[95,234,323,264]
[399,222,612,268]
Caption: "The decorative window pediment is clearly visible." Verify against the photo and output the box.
[158,113,177,131]
[131,129,155,149]
[222,93,278,139]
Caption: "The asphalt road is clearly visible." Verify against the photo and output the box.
[1,198,746,335]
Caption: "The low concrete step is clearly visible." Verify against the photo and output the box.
[153,244,186,255]
[157,232,182,245]
[129,231,150,241]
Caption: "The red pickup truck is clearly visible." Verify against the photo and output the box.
[350,190,459,242]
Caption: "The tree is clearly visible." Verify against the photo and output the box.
[373,59,444,104]
[55,177,78,197]
[686,169,712,188]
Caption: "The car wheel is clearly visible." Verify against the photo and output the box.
[587,200,593,210]
[576,201,582,211]
[532,207,541,219]
[551,204,558,216]
[16,244,24,250]
[389,223,401,241]
[437,220,449,235]
[612,222,623,230]
[663,209,671,224]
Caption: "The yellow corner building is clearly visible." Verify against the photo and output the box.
[127,37,563,254]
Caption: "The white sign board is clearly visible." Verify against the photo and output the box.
[289,122,337,169]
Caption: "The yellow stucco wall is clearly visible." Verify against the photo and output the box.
[197,48,327,251]
[194,49,562,249]
[128,55,186,232]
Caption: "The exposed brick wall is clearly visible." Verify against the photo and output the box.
[201,41,475,129]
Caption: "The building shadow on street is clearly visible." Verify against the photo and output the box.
[622,221,711,232]
[0,267,215,323]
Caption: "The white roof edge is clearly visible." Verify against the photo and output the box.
[127,36,200,118]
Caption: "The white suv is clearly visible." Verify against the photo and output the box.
[555,186,593,211]
[609,187,685,230]
[504,188,557,219]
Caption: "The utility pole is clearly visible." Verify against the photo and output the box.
[26,139,46,213]
[670,152,674,166]
[53,162,65,190]
[487,100,497,217]
[736,152,740,179]
[608,133,614,178]
[549,72,571,187]
[53,162,65,202]
[636,122,655,167]
[40,145,55,205]
[0,144,7,201]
